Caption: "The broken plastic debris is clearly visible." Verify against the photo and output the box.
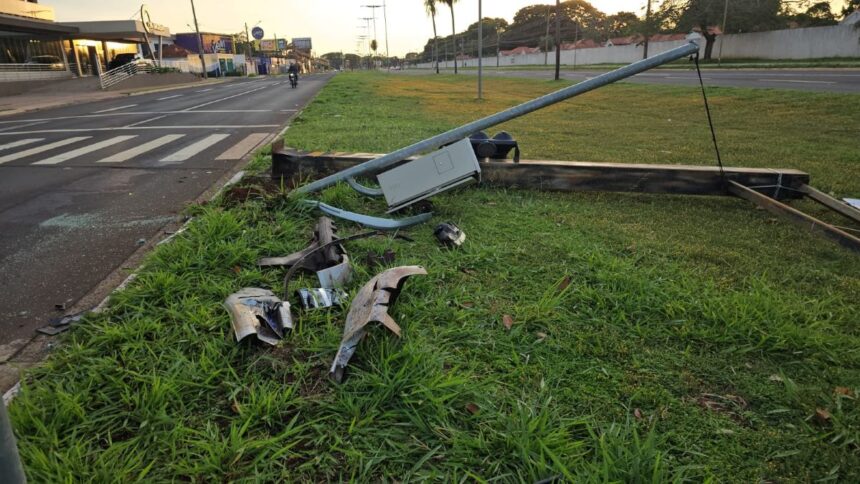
[330,265,427,383]
[296,288,348,310]
[224,288,293,346]
[316,255,352,288]
[434,222,466,247]
[258,217,347,270]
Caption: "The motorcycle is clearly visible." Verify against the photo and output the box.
[288,72,298,88]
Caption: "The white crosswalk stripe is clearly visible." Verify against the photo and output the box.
[32,136,137,165]
[98,134,185,163]
[216,133,270,160]
[160,134,230,163]
[0,138,43,152]
[0,137,90,165]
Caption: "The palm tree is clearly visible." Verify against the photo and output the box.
[441,0,459,74]
[424,0,440,74]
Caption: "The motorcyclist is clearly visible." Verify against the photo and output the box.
[287,62,299,84]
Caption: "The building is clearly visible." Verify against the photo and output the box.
[0,0,173,82]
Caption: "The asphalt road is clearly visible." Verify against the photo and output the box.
[406,68,860,93]
[0,73,332,346]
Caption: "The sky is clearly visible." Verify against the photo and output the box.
[51,0,851,57]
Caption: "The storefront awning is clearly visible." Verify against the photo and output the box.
[60,20,171,43]
[0,13,78,36]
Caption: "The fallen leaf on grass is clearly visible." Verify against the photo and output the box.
[768,374,783,382]
[536,332,547,343]
[231,401,241,414]
[557,276,572,293]
[633,408,643,420]
[814,408,831,424]
[461,268,477,276]
[465,403,480,415]
[459,301,475,309]
[834,387,855,398]
[502,314,514,331]
[232,266,242,274]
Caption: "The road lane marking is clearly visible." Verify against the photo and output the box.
[215,133,270,160]
[0,137,90,165]
[0,138,43,151]
[125,115,169,127]
[757,79,836,84]
[32,135,137,165]
[0,110,276,124]
[98,134,186,163]
[0,125,280,135]
[0,121,47,132]
[157,94,183,101]
[181,84,273,111]
[160,134,230,162]
[93,104,138,114]
[195,88,213,92]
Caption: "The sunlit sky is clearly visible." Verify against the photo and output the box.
[51,0,851,57]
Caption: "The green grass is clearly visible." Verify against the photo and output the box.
[9,72,860,482]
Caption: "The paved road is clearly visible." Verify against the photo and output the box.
[0,74,331,347]
[405,68,860,93]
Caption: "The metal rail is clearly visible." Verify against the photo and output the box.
[297,41,701,194]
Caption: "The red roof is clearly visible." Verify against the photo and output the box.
[607,35,643,46]
[648,33,688,42]
[692,26,723,35]
[560,39,602,50]
[500,46,541,56]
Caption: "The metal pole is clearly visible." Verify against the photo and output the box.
[718,0,728,66]
[544,6,550,65]
[644,0,651,59]
[297,41,701,194]
[0,401,26,484]
[478,0,482,100]
[190,0,207,78]
[383,1,389,60]
[554,0,561,81]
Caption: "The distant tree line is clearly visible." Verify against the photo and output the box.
[409,0,854,64]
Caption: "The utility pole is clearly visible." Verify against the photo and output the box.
[643,0,652,59]
[190,0,207,78]
[554,0,561,81]
[383,1,389,60]
[496,26,500,67]
[544,6,551,65]
[718,0,729,65]
[478,0,482,99]
[244,22,251,59]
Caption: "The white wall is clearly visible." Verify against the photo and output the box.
[415,23,860,68]
[713,23,860,59]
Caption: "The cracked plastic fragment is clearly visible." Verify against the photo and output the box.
[258,217,346,270]
[224,288,293,346]
[330,265,427,382]
[296,288,349,309]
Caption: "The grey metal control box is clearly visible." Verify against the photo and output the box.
[377,138,481,212]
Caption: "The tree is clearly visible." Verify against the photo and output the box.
[659,0,782,59]
[604,11,640,38]
[843,0,860,18]
[441,0,459,74]
[424,0,440,73]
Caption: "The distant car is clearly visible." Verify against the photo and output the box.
[108,53,153,71]
[25,55,64,70]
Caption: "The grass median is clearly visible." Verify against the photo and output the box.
[9,72,860,481]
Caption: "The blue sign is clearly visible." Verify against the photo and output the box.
[252,27,264,40]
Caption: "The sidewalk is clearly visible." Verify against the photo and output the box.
[0,76,228,117]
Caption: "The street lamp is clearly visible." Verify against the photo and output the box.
[363,4,389,63]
